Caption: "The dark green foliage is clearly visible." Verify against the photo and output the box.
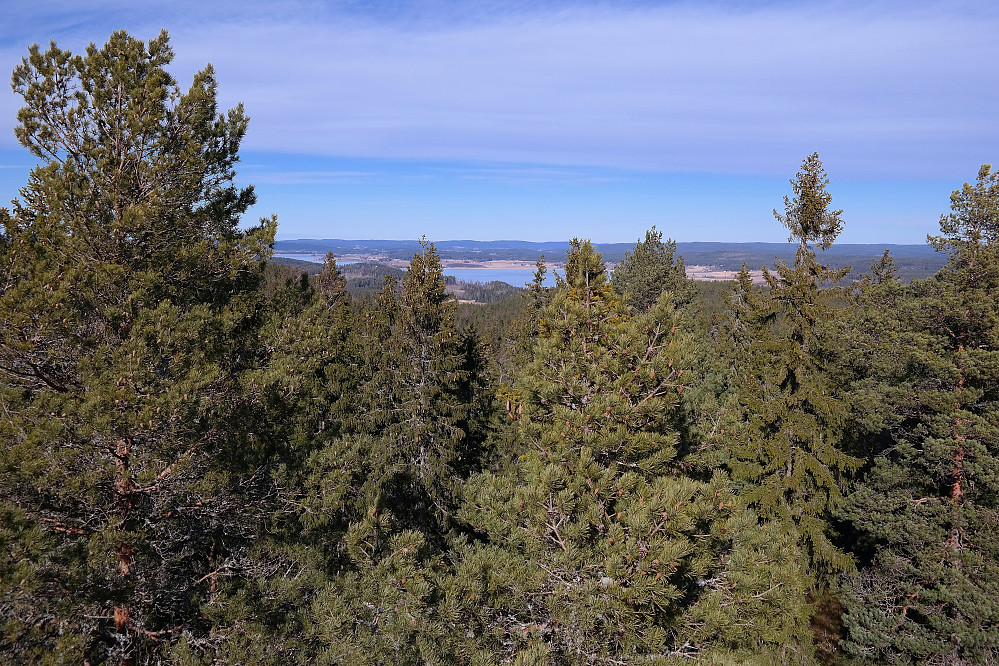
[249,252,357,455]
[521,255,553,340]
[342,262,408,296]
[457,293,525,356]
[690,279,737,319]
[774,152,844,250]
[488,255,553,386]
[838,166,999,664]
[354,238,489,530]
[725,154,861,578]
[456,240,813,664]
[279,241,495,665]
[268,258,411,297]
[0,30,276,664]
[825,249,913,462]
[611,226,694,312]
[6,27,999,666]
[268,255,326,274]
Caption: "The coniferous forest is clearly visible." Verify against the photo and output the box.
[1,31,997,666]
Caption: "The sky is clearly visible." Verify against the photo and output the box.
[0,0,996,244]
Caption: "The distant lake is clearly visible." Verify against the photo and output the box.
[273,252,353,264]
[445,267,559,287]
[274,253,559,287]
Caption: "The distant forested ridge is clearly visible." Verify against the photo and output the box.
[276,239,946,281]
[2,31,996,666]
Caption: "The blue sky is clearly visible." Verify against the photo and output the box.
[1,0,996,243]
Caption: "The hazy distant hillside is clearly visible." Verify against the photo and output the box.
[276,238,578,261]
[673,242,944,281]
[275,239,947,280]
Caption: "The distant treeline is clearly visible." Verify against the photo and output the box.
[276,239,947,281]
[271,257,525,303]
[443,275,525,303]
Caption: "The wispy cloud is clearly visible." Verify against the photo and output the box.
[243,169,379,185]
[0,1,995,244]
[2,0,999,176]
[181,1,998,179]
[448,165,627,185]
[1,2,996,180]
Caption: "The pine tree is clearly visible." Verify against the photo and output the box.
[726,153,861,577]
[0,31,276,664]
[611,226,694,312]
[838,165,999,664]
[453,240,814,664]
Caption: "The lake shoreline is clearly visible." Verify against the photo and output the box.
[275,252,753,283]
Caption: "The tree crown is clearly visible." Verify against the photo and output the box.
[929,163,999,254]
[774,152,843,251]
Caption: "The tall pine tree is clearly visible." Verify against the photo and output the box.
[0,31,276,664]
[838,165,999,664]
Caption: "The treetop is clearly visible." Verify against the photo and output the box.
[774,152,843,251]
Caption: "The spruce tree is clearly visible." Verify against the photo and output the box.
[298,240,493,664]
[726,153,861,576]
[518,255,553,357]
[249,252,357,453]
[0,31,275,664]
[200,254,365,664]
[351,238,484,530]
